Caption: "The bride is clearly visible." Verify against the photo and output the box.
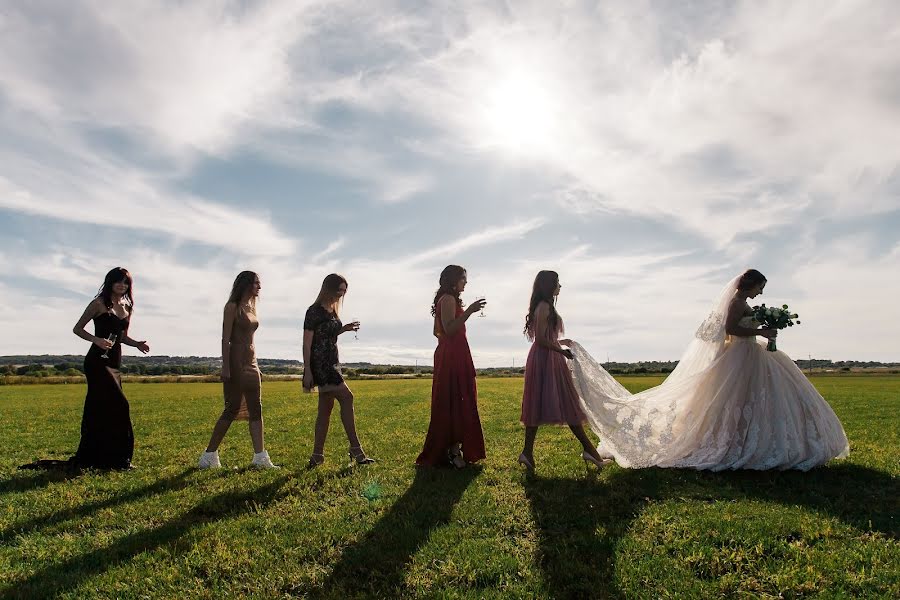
[568,269,849,471]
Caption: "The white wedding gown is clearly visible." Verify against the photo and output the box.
[570,278,849,471]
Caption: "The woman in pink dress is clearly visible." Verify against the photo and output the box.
[518,270,608,471]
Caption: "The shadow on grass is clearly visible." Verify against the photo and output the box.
[1,475,291,599]
[524,463,898,599]
[300,466,480,599]
[0,468,82,497]
[0,468,195,543]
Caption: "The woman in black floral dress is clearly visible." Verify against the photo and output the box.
[302,274,375,468]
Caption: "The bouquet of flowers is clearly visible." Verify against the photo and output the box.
[751,304,800,351]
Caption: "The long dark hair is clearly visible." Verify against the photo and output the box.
[227,271,259,311]
[96,267,134,313]
[737,269,767,291]
[431,265,465,317]
[524,270,560,341]
[313,273,348,317]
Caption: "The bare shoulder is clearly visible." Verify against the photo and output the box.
[87,297,107,316]
[223,302,238,315]
[535,300,551,315]
[439,294,456,310]
[726,296,746,317]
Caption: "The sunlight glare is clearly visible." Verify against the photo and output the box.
[479,70,560,155]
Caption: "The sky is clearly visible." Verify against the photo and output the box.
[0,0,898,367]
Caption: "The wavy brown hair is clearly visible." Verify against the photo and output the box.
[96,267,134,313]
[524,270,560,341]
[227,271,259,311]
[737,269,767,291]
[431,265,465,317]
[313,273,348,318]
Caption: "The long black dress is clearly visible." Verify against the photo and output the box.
[72,311,134,469]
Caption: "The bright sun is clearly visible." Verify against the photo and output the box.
[479,71,559,154]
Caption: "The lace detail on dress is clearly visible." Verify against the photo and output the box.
[695,311,725,342]
[570,333,850,471]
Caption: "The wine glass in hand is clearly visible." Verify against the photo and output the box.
[352,317,360,340]
[474,295,487,317]
[100,333,117,359]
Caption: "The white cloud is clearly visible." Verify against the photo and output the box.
[0,174,297,257]
[410,218,546,266]
[0,1,897,365]
[785,239,900,362]
[0,1,321,156]
[302,1,900,242]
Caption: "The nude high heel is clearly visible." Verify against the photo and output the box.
[517,453,535,471]
[582,451,612,469]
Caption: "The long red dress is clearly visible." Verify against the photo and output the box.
[416,296,486,466]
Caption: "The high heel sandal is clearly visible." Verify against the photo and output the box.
[517,453,535,471]
[349,446,376,465]
[582,451,613,469]
[447,447,466,469]
[307,453,325,469]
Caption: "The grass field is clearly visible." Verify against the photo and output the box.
[1,376,898,599]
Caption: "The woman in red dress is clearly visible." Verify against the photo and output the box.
[416,265,487,468]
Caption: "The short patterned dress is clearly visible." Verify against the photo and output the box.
[304,304,344,389]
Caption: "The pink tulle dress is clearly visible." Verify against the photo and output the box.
[521,316,588,427]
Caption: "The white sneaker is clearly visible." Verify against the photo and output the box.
[250,450,279,469]
[198,450,221,469]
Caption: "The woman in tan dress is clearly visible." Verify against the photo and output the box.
[198,271,277,469]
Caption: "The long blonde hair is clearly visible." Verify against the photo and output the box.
[313,273,347,317]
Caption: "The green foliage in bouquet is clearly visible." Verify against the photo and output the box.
[751,303,800,351]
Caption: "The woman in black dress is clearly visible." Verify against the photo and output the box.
[70,267,150,469]
[302,273,374,468]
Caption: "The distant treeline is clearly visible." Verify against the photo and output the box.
[1,355,898,381]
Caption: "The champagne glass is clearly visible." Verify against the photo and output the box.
[101,333,117,359]
[352,317,360,340]
[475,295,486,318]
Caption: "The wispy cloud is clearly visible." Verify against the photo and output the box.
[0,174,297,257]
[409,218,546,266]
[0,1,322,156]
[310,237,346,263]
[0,1,897,364]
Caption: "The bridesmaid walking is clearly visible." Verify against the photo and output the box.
[417,265,487,468]
[518,270,608,470]
[71,267,150,469]
[303,274,375,468]
[198,271,277,469]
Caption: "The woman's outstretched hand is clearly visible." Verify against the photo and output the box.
[467,298,487,314]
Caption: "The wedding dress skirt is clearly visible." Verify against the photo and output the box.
[570,333,849,471]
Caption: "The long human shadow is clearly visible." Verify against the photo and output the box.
[0,468,82,497]
[0,468,194,543]
[302,466,480,599]
[523,470,654,600]
[2,475,291,599]
[524,463,898,599]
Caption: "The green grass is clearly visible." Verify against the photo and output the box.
[0,376,897,599]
